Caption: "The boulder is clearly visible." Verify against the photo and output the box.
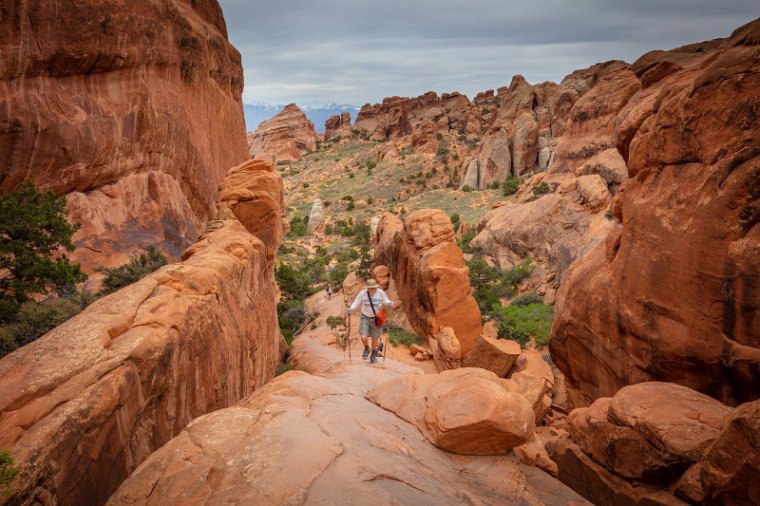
[501,351,555,423]
[461,335,521,377]
[429,327,462,371]
[248,103,317,163]
[372,265,391,290]
[0,0,249,271]
[375,210,482,357]
[0,162,285,505]
[367,368,535,455]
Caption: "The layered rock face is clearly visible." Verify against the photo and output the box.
[324,111,352,140]
[109,293,588,505]
[550,382,760,505]
[248,103,317,163]
[551,18,760,408]
[374,210,483,356]
[0,0,249,269]
[0,160,285,505]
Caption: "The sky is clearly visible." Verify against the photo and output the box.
[218,0,757,107]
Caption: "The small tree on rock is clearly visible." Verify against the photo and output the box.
[0,183,85,322]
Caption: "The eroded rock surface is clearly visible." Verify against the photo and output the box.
[551,18,760,408]
[0,0,249,270]
[248,103,317,163]
[0,161,285,505]
[374,210,483,356]
[109,294,588,505]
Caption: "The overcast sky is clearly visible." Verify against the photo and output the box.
[218,1,757,107]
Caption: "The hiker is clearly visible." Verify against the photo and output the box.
[346,279,394,363]
[326,285,332,300]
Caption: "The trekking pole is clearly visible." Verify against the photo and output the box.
[347,312,352,364]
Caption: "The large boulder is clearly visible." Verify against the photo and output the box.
[461,335,521,377]
[374,210,482,356]
[307,198,325,236]
[367,368,535,455]
[0,160,285,505]
[0,0,249,270]
[551,19,760,408]
[248,103,317,163]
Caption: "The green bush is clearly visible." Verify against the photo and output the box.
[328,262,349,287]
[510,291,543,306]
[275,362,293,376]
[505,258,534,286]
[278,300,305,344]
[288,215,307,237]
[458,228,478,253]
[98,246,167,295]
[493,303,552,348]
[276,264,313,301]
[461,184,473,192]
[0,448,20,499]
[387,325,423,346]
[502,177,520,196]
[532,181,554,196]
[450,212,461,233]
[436,132,444,141]
[346,201,355,211]
[467,256,535,315]
[436,146,449,157]
[367,197,375,205]
[0,183,85,322]
[326,316,345,330]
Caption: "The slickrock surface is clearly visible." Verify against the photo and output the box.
[0,0,249,270]
[109,293,589,506]
[0,160,285,505]
[549,382,757,506]
[248,103,317,163]
[551,18,760,407]
[374,210,483,356]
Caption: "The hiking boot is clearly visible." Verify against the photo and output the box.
[370,350,379,364]
[362,347,370,360]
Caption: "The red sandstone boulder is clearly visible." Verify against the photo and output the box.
[461,335,521,377]
[0,0,249,271]
[248,103,317,163]
[374,210,482,356]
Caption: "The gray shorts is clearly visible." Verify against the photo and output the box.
[359,315,382,339]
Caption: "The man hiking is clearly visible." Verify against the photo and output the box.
[346,279,394,363]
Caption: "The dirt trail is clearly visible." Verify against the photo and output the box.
[109,290,589,505]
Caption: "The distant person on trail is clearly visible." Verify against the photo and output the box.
[326,285,332,300]
[346,279,394,363]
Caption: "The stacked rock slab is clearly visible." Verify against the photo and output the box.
[248,103,317,163]
[549,382,759,506]
[0,0,249,270]
[374,210,483,357]
[0,159,285,505]
[551,18,760,408]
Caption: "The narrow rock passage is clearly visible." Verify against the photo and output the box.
[109,290,588,505]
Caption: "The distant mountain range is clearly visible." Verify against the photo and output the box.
[244,102,360,133]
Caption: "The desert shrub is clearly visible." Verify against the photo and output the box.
[302,182,309,188]
[493,303,552,348]
[489,181,501,190]
[341,195,353,201]
[366,160,377,170]
[461,184,473,192]
[436,146,449,157]
[278,300,306,344]
[328,262,349,287]
[532,181,554,196]
[275,362,293,376]
[346,201,355,211]
[288,215,307,237]
[467,256,535,315]
[1,449,20,499]
[510,291,543,306]
[367,197,375,205]
[324,224,334,235]
[502,176,520,196]
[458,228,478,253]
[98,246,167,295]
[0,183,85,322]
[387,325,423,346]
[450,212,461,233]
[326,316,345,330]
[276,264,313,301]
[436,132,444,141]
[504,258,534,286]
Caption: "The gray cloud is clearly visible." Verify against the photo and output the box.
[218,0,757,106]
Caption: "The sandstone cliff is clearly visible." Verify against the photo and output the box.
[551,18,760,408]
[248,103,318,163]
[0,0,249,270]
[324,111,352,140]
[0,160,285,505]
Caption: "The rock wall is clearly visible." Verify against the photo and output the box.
[551,18,760,408]
[0,160,285,505]
[374,210,482,355]
[0,0,249,270]
[248,103,317,163]
[324,111,352,140]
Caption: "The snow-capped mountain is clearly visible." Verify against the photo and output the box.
[244,103,360,133]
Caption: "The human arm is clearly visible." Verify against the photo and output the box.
[381,290,394,309]
[346,290,364,314]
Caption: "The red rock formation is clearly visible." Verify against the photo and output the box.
[0,160,285,505]
[551,18,760,408]
[324,111,352,140]
[248,103,317,163]
[549,382,758,506]
[374,210,483,356]
[0,0,249,270]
